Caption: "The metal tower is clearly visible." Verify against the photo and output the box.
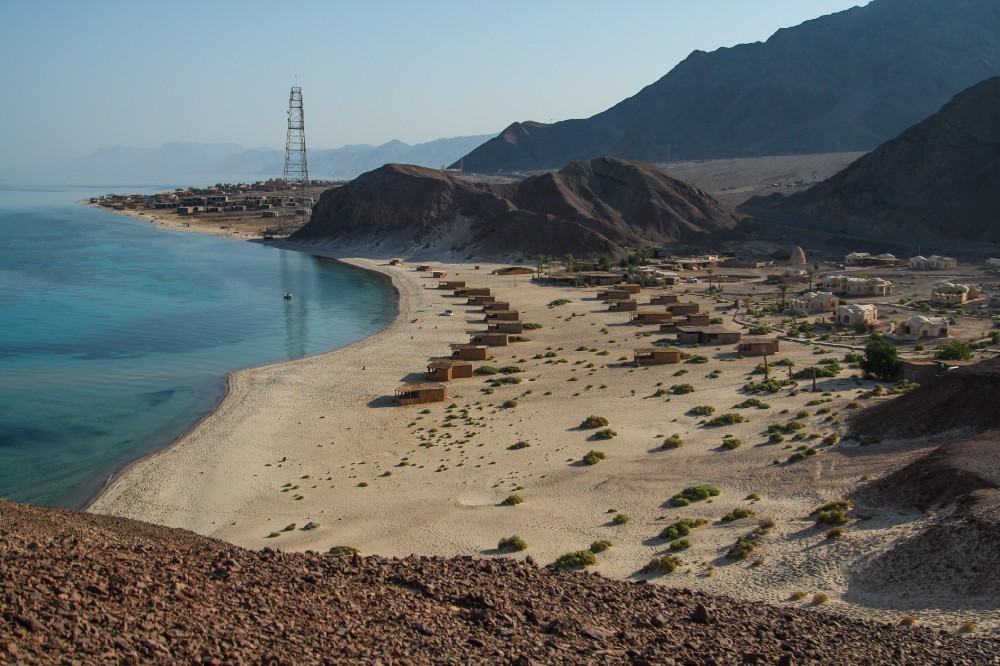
[283,86,308,186]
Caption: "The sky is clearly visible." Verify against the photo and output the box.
[0,0,869,169]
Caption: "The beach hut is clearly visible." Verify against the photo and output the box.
[666,302,700,315]
[426,359,474,381]
[389,258,403,266]
[432,271,447,279]
[675,326,741,345]
[619,283,642,294]
[488,321,524,334]
[629,310,675,325]
[633,346,683,365]
[470,332,509,347]
[394,382,447,406]
[649,294,679,305]
[597,289,632,301]
[451,344,489,361]
[467,295,497,305]
[492,266,534,275]
[485,309,520,322]
[416,265,432,272]
[608,299,638,312]
[482,301,511,312]
[439,280,465,290]
[738,339,780,356]
[455,287,491,298]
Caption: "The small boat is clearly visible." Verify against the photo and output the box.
[283,292,293,300]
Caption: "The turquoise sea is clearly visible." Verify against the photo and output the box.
[0,181,396,509]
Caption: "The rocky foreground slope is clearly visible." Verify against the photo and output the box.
[291,157,742,259]
[2,500,997,664]
[741,77,1000,249]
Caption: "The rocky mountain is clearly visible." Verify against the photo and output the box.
[3,499,997,663]
[65,135,493,181]
[740,77,1000,248]
[291,157,743,258]
[453,0,1000,173]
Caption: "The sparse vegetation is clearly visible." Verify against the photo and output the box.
[659,517,709,540]
[593,428,617,440]
[583,450,607,465]
[671,383,695,395]
[640,554,682,575]
[548,298,572,307]
[508,440,531,450]
[553,550,597,569]
[611,513,631,525]
[669,538,692,551]
[726,534,759,559]
[670,485,720,507]
[705,413,745,427]
[328,546,360,558]
[661,434,683,449]
[589,540,613,553]
[721,507,755,522]
[721,435,743,450]
[812,593,830,605]
[500,494,524,506]
[580,415,609,428]
[688,405,716,416]
[734,397,770,409]
[498,535,528,551]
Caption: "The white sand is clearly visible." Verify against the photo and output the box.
[88,231,1000,634]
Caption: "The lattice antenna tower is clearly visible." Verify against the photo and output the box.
[283,86,308,186]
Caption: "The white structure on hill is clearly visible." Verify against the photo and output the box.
[789,291,838,314]
[910,255,957,270]
[903,315,949,338]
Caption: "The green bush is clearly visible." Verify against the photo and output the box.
[721,507,755,522]
[327,546,360,558]
[705,413,745,427]
[671,383,695,395]
[688,405,716,416]
[553,550,597,569]
[498,535,528,551]
[640,554,682,574]
[661,434,683,449]
[509,440,531,450]
[580,415,609,428]
[670,485,720,506]
[548,298,571,307]
[726,535,759,559]
[522,322,543,330]
[742,379,796,393]
[611,513,631,525]
[734,398,770,409]
[583,450,607,465]
[659,517,709,540]
[475,365,501,375]
[589,539,613,553]
[593,428,617,440]
[500,494,524,506]
[721,436,743,450]
[687,355,710,364]
[497,365,523,374]
[669,538,692,551]
[936,340,973,361]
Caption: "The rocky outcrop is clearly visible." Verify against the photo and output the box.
[453,0,1000,173]
[3,499,997,663]
[741,77,1000,248]
[292,157,743,258]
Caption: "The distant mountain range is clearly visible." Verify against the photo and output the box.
[740,76,1000,251]
[454,0,1000,173]
[291,157,742,259]
[64,135,493,181]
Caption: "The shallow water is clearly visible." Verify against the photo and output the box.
[0,183,395,508]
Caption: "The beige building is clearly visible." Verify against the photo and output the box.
[931,282,980,304]
[903,315,949,338]
[836,303,878,327]
[821,275,893,296]
[910,255,957,270]
[789,291,838,314]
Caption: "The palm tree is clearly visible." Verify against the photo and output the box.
[778,284,790,310]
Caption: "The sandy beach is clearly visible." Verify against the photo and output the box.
[81,211,1000,636]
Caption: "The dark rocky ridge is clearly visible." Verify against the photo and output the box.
[292,157,742,258]
[454,0,1000,173]
[741,77,1000,249]
[3,500,997,664]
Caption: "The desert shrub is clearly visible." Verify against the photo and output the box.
[793,363,840,379]
[522,322,543,330]
[640,554,682,575]
[611,513,631,525]
[889,379,919,394]
[734,397,770,409]
[475,365,501,375]
[508,335,530,342]
[825,527,844,539]
[899,616,917,627]
[726,535,759,559]
[958,620,976,633]
[669,538,692,551]
[748,325,773,334]
[583,450,607,465]
[814,509,849,526]
[328,546,360,558]
[497,365,523,374]
[688,405,716,416]
[936,340,973,361]
[508,440,531,450]
[658,517,709,540]
[687,355,710,364]
[661,434,683,449]
[757,517,776,531]
[705,413,744,427]
[768,433,785,444]
[789,591,807,600]
[821,434,840,446]
[501,399,518,409]
[670,485,720,506]
[843,351,864,363]
[742,379,796,393]
[746,493,761,501]
[580,415,609,428]
[589,539,613,553]
[553,550,597,569]
[500,494,524,506]
[498,535,528,551]
[671,383,695,395]
[593,428,617,440]
[721,507,755,522]
[812,593,830,604]
[721,436,743,450]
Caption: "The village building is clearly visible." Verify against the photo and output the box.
[484,309,520,322]
[597,289,633,301]
[658,313,709,333]
[767,268,809,284]
[836,303,878,327]
[539,271,621,286]
[389,258,403,266]
[629,310,675,325]
[910,255,958,270]
[633,346,683,365]
[931,282,980,304]
[666,302,700,315]
[451,344,489,361]
[820,275,893,296]
[438,280,465,290]
[618,284,642,294]
[432,271,447,279]
[608,299,638,312]
[416,265,432,272]
[903,315,949,338]
[789,291,838,315]
[394,382,447,406]
[738,339,780,356]
[492,266,534,275]
[426,359,474,381]
[488,321,524,334]
[482,301,511,312]
[844,251,871,266]
[846,252,900,267]
[469,332,509,347]
[467,295,496,306]
[674,326,742,345]
[649,294,680,305]
[455,287,491,298]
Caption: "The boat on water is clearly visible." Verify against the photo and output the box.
[283,292,293,300]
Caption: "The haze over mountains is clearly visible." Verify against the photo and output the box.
[292,157,742,258]
[454,0,1000,173]
[741,76,1000,250]
[65,135,492,181]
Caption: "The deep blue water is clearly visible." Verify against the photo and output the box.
[0,182,396,509]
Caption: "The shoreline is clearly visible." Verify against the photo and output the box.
[85,203,1000,634]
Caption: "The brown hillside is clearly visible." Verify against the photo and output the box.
[3,500,997,664]
[292,157,742,258]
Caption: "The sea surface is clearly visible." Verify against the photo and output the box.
[0,181,396,509]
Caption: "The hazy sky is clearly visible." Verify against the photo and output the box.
[0,1,869,167]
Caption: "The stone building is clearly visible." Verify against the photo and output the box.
[820,275,893,296]
[836,303,878,327]
[903,315,949,338]
[931,282,980,304]
[789,291,838,315]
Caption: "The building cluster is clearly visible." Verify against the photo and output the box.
[91,188,313,217]
[909,255,958,270]
[844,252,903,267]
[820,275,894,296]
